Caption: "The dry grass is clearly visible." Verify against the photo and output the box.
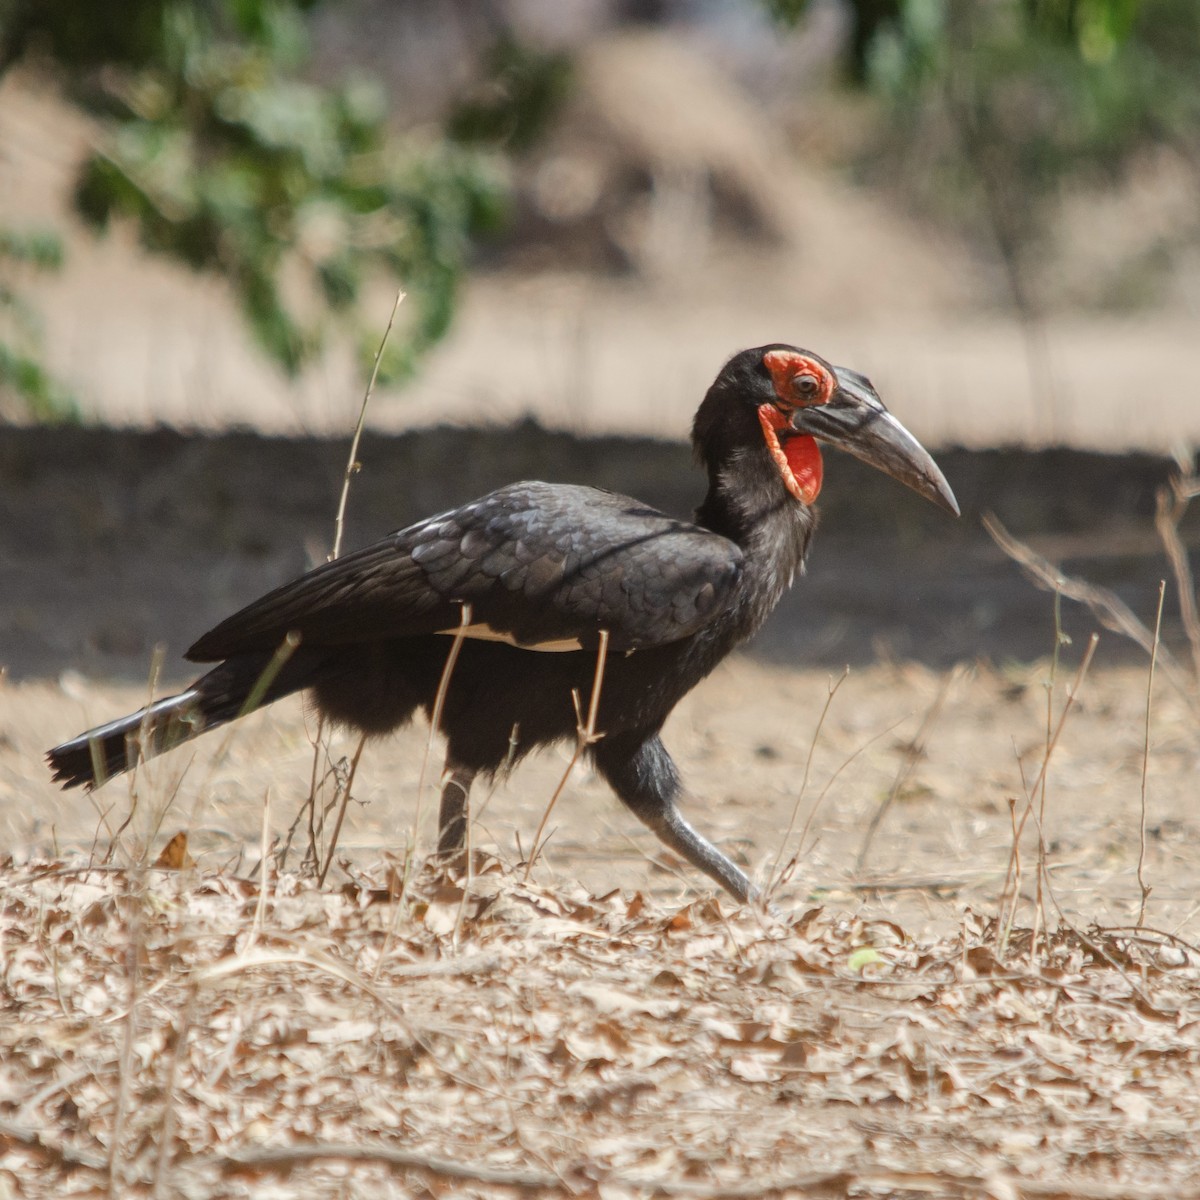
[6,649,1200,1198]
[5,856,1200,1199]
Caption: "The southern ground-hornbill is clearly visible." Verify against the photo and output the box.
[47,345,958,901]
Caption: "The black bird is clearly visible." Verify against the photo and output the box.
[47,345,957,901]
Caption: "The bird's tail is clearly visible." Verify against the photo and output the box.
[47,649,317,790]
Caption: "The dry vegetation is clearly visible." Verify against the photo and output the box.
[4,855,1200,1198]
[4,643,1200,1199]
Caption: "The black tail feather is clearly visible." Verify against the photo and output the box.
[46,650,319,790]
[47,687,204,789]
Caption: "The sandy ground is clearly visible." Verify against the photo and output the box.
[7,654,1200,937]
[7,651,1200,1196]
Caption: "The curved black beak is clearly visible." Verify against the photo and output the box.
[790,366,960,516]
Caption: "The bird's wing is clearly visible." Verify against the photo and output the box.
[186,482,743,661]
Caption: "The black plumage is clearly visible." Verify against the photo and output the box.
[47,345,958,901]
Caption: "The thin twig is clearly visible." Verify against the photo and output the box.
[766,667,848,894]
[318,733,367,887]
[1033,589,1068,957]
[1030,880,1166,1018]
[298,288,404,880]
[1154,460,1200,684]
[984,511,1200,721]
[1103,923,1200,960]
[249,786,272,946]
[998,633,1100,948]
[302,712,326,871]
[525,631,610,881]
[1137,580,1166,927]
[209,1141,560,1189]
[998,795,1021,958]
[1010,637,1100,884]
[151,984,197,1200]
[418,603,472,850]
[330,287,405,562]
[856,665,965,870]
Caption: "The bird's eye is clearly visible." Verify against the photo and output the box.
[791,373,820,401]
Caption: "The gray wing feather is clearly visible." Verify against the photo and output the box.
[187,482,742,661]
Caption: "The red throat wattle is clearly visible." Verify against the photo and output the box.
[757,405,823,504]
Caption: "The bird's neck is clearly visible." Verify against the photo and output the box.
[695,453,816,604]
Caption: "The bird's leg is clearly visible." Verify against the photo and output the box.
[644,801,757,904]
[592,733,757,904]
[437,760,476,857]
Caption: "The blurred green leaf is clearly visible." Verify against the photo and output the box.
[0,344,78,421]
[0,225,76,418]
[761,0,812,25]
[448,34,572,153]
[848,947,885,972]
[1,0,541,399]
[855,0,1195,314]
[0,229,65,270]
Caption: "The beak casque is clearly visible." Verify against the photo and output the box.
[790,367,960,516]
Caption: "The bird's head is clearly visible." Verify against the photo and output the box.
[694,345,959,515]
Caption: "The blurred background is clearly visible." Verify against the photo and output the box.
[2,0,1200,686]
[3,1,1200,928]
[1,0,1197,448]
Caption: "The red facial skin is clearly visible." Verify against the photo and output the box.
[757,350,835,504]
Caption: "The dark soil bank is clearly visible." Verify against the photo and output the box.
[1,421,1191,681]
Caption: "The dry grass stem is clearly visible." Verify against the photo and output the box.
[237,631,300,720]
[998,633,1100,951]
[102,646,168,862]
[169,634,303,860]
[525,630,610,882]
[191,947,404,1018]
[856,664,966,871]
[984,511,1200,722]
[472,720,521,832]
[417,602,472,848]
[249,786,272,945]
[1138,580,1167,927]
[330,287,406,562]
[1154,456,1200,682]
[317,733,367,887]
[771,715,909,895]
[370,844,417,983]
[766,667,848,893]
